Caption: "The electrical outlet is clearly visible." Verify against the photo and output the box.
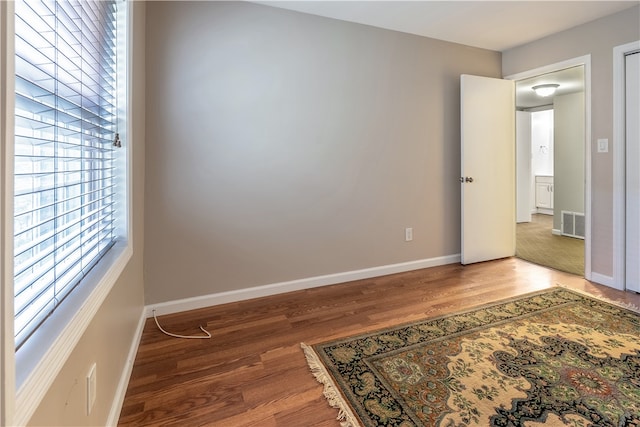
[405,228,413,241]
[87,363,97,415]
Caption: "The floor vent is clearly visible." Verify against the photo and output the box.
[561,211,585,239]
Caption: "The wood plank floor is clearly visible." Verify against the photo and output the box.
[117,258,640,426]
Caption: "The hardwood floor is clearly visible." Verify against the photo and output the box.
[117,258,640,426]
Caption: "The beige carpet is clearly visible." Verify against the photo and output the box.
[516,214,584,276]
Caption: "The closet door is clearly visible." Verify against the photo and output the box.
[626,52,640,292]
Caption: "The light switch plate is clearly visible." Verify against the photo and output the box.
[597,138,609,153]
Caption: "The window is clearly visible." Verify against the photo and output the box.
[14,0,121,349]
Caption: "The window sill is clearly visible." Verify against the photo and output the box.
[13,240,132,427]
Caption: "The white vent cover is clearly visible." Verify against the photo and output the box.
[561,211,585,239]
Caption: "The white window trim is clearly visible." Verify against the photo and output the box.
[1,2,17,425]
[2,2,134,425]
[15,246,132,426]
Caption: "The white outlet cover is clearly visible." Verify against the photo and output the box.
[87,363,97,415]
[405,228,413,241]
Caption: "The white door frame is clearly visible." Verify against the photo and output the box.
[504,55,592,281]
[613,40,640,291]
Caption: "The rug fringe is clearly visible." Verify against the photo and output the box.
[555,283,640,313]
[301,343,362,427]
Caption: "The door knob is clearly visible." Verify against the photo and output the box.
[465,177,474,183]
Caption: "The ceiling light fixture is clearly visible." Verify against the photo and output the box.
[532,84,559,97]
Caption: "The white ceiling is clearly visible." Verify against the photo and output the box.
[258,1,639,52]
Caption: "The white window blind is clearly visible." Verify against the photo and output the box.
[14,0,119,349]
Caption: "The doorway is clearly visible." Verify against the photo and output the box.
[508,61,589,277]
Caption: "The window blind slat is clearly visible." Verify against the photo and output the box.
[14,165,114,177]
[16,134,116,152]
[15,31,117,120]
[14,218,116,300]
[14,0,119,349]
[14,216,117,312]
[16,217,115,304]
[14,171,114,199]
[15,206,114,262]
[15,293,55,344]
[15,183,114,219]
[16,101,116,137]
[16,79,117,130]
[15,196,115,245]
[15,195,114,253]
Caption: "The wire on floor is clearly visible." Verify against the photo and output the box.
[153,309,212,339]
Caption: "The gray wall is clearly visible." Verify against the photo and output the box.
[26,2,146,425]
[144,1,502,304]
[503,5,640,277]
[553,92,585,231]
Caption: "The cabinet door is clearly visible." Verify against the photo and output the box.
[536,183,552,208]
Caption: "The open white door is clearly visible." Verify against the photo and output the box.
[461,75,515,264]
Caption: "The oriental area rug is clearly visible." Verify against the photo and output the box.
[302,287,640,426]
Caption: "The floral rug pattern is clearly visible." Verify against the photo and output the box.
[303,288,640,426]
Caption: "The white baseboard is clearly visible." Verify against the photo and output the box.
[590,272,620,290]
[552,228,562,236]
[146,254,461,317]
[107,307,147,427]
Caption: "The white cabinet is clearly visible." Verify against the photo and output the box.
[535,176,554,210]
